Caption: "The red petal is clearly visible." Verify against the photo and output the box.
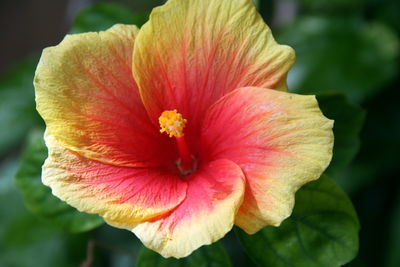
[131,159,245,258]
[43,133,187,224]
[200,87,333,233]
[133,0,295,154]
[35,25,176,168]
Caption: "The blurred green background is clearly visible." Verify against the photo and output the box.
[0,0,399,266]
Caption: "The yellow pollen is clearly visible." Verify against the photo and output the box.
[159,109,187,138]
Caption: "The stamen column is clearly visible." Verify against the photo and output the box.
[159,109,194,175]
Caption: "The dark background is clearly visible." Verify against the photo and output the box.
[0,0,164,74]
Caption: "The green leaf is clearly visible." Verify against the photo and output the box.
[15,131,104,233]
[0,158,90,267]
[0,56,43,155]
[70,3,149,34]
[279,16,399,103]
[137,242,232,267]
[252,0,260,9]
[316,93,366,175]
[236,175,360,267]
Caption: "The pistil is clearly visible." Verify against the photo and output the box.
[175,136,195,175]
[159,109,195,175]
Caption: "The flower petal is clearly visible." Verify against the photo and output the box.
[133,0,295,138]
[200,87,334,234]
[35,24,174,168]
[43,132,187,224]
[129,159,245,258]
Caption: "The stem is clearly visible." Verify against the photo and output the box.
[81,240,94,267]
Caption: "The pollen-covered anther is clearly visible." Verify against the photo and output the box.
[159,109,187,138]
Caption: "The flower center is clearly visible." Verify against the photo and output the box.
[159,110,196,176]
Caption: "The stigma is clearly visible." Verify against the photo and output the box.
[159,109,187,138]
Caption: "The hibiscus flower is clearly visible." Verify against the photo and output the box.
[34,0,333,258]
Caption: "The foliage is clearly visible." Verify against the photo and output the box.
[316,93,366,176]
[236,175,359,266]
[0,57,42,156]
[70,3,149,33]
[137,243,232,267]
[15,131,104,233]
[279,16,398,103]
[0,158,90,267]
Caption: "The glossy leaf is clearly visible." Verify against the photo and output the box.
[15,131,104,233]
[279,16,399,103]
[137,242,232,267]
[252,0,260,8]
[70,3,148,34]
[317,93,366,175]
[0,157,89,267]
[236,175,360,267]
[0,57,42,155]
